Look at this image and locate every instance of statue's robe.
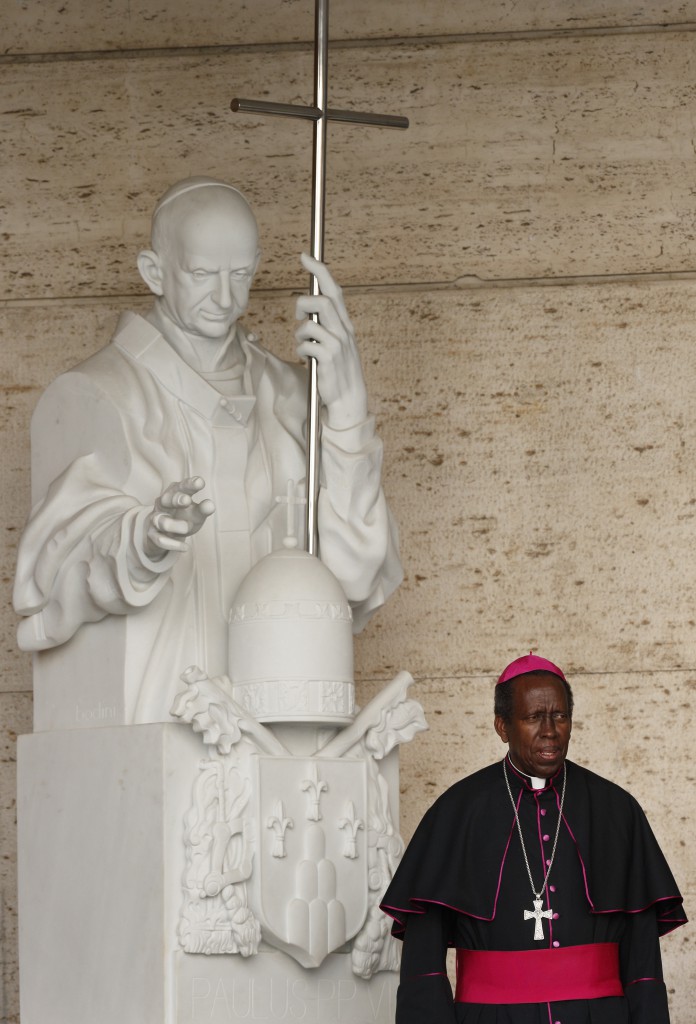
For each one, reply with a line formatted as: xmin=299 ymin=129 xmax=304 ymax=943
xmin=14 ymin=312 xmax=402 ymax=722
xmin=380 ymin=758 xmax=686 ymax=1024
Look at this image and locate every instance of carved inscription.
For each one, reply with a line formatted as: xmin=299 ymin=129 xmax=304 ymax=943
xmin=181 ymin=967 xmax=398 ymax=1024
xmin=75 ymin=702 xmax=116 ymax=723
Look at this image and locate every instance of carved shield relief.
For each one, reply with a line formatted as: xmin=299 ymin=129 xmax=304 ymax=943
xmin=251 ymin=755 xmax=369 ymax=968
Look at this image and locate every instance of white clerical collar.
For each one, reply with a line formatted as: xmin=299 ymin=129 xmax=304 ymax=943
xmin=508 ymin=756 xmax=546 ymax=790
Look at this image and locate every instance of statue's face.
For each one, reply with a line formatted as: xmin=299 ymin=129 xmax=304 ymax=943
xmin=158 ymin=202 xmax=260 ymax=342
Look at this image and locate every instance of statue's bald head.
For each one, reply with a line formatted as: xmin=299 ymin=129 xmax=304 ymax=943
xmin=150 ymin=176 xmax=259 ymax=258
xmin=138 ymin=177 xmax=261 ymax=343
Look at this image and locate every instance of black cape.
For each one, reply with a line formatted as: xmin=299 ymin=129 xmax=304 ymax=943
xmin=381 ymin=759 xmax=686 ymax=937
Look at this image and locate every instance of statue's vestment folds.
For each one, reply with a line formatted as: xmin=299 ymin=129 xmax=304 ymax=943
xmin=14 ymin=311 xmax=402 ymax=723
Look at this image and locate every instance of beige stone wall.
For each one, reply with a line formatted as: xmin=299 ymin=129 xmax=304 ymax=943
xmin=2 ymin=2 xmax=695 ymax=1019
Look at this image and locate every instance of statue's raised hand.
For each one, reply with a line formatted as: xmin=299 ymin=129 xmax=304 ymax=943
xmin=295 ymin=253 xmax=369 ymax=430
xmin=143 ymin=476 xmax=215 ymax=558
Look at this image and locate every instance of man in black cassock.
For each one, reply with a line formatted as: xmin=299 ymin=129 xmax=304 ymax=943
xmin=380 ymin=653 xmax=686 ymax=1023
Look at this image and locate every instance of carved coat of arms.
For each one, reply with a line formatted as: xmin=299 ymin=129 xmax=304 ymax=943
xmin=171 ymin=666 xmax=425 ymax=978
xmin=253 ymin=755 xmax=368 ymax=966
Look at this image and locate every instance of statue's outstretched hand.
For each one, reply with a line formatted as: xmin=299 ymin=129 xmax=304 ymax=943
xmin=295 ymin=253 xmax=369 ymax=430
xmin=143 ymin=476 xmax=215 ymax=559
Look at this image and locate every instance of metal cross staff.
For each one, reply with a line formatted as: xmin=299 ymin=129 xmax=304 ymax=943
xmin=231 ymin=0 xmax=408 ymax=556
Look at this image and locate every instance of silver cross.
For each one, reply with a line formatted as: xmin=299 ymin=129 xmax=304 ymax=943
xmin=231 ymin=0 xmax=408 ymax=556
xmin=524 ymin=898 xmax=553 ymax=941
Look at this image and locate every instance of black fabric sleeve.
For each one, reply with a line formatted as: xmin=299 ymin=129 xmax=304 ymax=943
xmin=396 ymin=905 xmax=457 ymax=1024
xmin=619 ymin=907 xmax=671 ymax=1023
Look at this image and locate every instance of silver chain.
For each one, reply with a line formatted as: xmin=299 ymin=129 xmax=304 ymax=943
xmin=502 ymin=757 xmax=567 ymax=900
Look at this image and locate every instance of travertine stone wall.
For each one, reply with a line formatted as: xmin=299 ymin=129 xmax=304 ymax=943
xmin=2 ymin=2 xmax=694 ymax=1020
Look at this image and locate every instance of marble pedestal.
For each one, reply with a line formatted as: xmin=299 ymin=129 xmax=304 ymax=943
xmin=17 ymin=724 xmax=398 ymax=1024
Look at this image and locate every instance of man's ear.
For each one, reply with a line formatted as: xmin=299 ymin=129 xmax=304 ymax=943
xmin=494 ymin=716 xmax=509 ymax=744
xmin=137 ymin=249 xmax=164 ymax=296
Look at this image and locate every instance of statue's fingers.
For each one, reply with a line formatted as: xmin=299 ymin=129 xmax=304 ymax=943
xmin=300 ymin=252 xmax=339 ymax=295
xmin=146 ymin=518 xmax=188 ymax=554
xmin=299 ymin=253 xmax=354 ymax=332
xmin=296 ymin=339 xmax=337 ymax=368
xmin=180 ymin=475 xmax=205 ymax=494
xmin=296 ymin=318 xmax=332 ymax=346
xmin=197 ymin=499 xmax=216 ymax=518
xmin=168 ymin=491 xmax=192 ymax=510
xmin=296 ymin=293 xmax=353 ymax=340
xmin=156 ymin=513 xmax=190 ymax=537
xmin=153 ymin=533 xmax=189 ymax=553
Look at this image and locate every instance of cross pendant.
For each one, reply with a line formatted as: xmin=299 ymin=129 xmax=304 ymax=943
xmin=524 ymin=898 xmax=553 ymax=941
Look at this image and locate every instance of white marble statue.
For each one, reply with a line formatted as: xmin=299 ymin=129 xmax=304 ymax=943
xmin=13 ymin=177 xmax=402 ymax=725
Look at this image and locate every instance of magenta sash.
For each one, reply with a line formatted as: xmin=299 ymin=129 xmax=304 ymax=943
xmin=455 ymin=943 xmax=623 ymax=1004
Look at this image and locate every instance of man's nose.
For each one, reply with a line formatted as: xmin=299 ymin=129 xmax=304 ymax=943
xmin=212 ymin=272 xmax=233 ymax=308
xmin=540 ymin=714 xmax=558 ymax=735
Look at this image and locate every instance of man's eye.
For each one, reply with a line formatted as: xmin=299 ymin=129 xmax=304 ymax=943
xmin=191 ymin=270 xmax=208 ymax=280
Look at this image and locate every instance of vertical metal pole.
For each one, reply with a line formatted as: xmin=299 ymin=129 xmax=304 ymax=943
xmin=304 ymin=0 xmax=329 ymax=557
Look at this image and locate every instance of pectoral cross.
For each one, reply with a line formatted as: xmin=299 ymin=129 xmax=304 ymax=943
xmin=524 ymin=898 xmax=553 ymax=941
xmin=231 ymin=0 xmax=408 ymax=556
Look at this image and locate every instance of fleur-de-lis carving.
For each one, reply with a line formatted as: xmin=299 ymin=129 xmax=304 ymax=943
xmin=300 ymin=761 xmax=328 ymax=821
xmin=338 ymin=800 xmax=365 ymax=859
xmin=266 ymin=800 xmax=294 ymax=858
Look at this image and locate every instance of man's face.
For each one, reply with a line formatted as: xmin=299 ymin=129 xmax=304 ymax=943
xmin=494 ymin=673 xmax=571 ymax=778
xmin=157 ymin=204 xmax=259 ymax=342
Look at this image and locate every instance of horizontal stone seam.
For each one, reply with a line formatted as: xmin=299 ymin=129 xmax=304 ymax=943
xmin=3 ymin=21 xmax=696 ymax=66
xmin=6 ymin=269 xmax=696 ymax=311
